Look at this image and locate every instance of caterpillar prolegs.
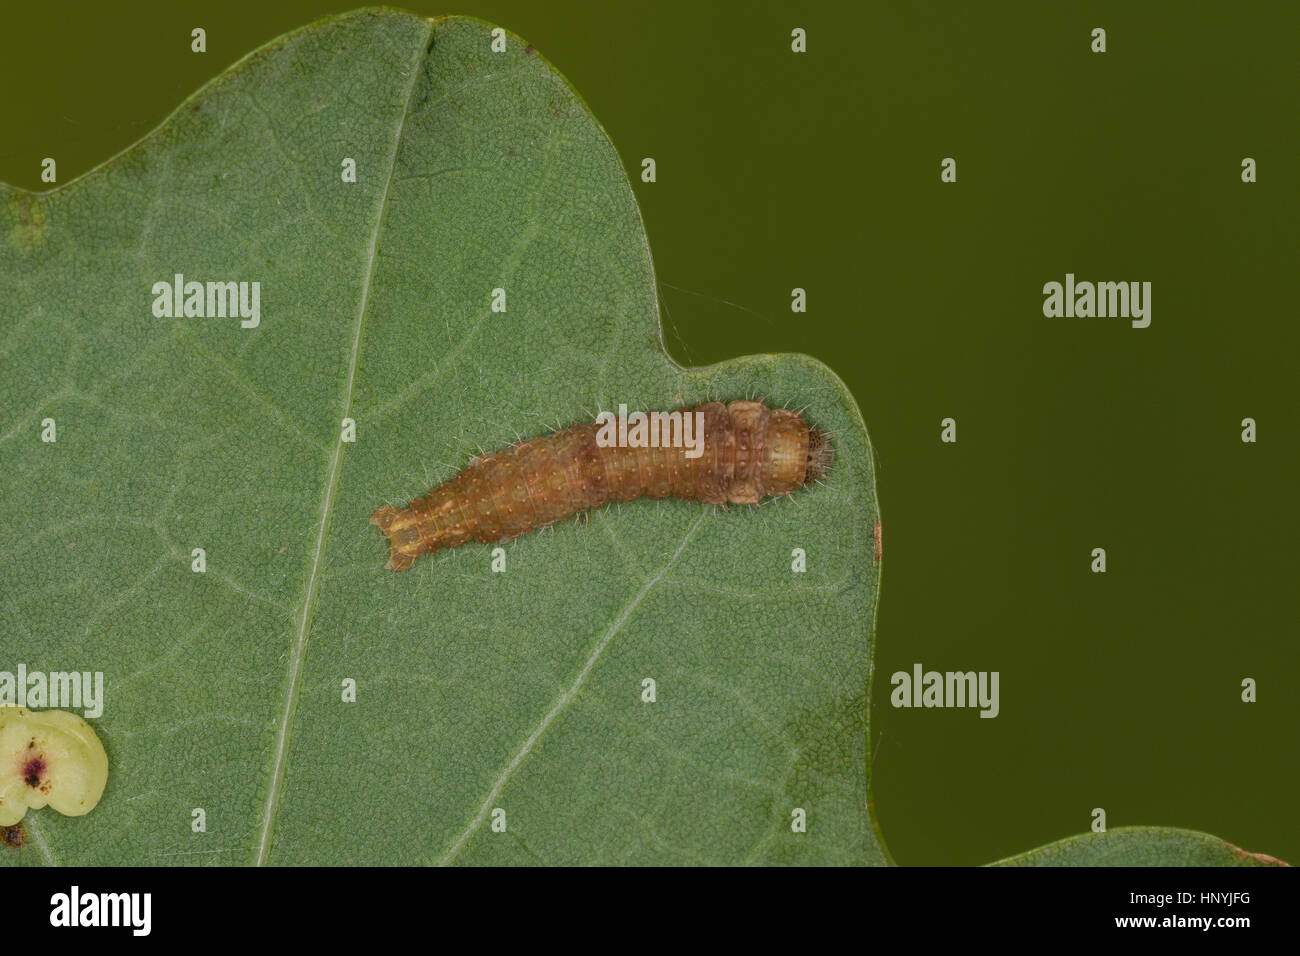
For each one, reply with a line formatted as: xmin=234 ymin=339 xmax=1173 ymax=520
xmin=371 ymin=400 xmax=833 ymax=571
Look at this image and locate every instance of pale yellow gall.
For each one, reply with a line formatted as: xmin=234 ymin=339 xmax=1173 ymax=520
xmin=0 ymin=706 xmax=109 ymax=827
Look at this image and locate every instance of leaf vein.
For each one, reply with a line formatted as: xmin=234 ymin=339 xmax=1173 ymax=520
xmin=438 ymin=510 xmax=709 ymax=865
xmin=251 ymin=23 xmax=433 ymax=866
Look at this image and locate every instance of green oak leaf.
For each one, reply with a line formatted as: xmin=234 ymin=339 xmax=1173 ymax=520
xmin=0 ymin=9 xmax=879 ymax=866
xmin=991 ymin=827 xmax=1288 ymax=867
xmin=0 ymin=9 xmax=1281 ymax=867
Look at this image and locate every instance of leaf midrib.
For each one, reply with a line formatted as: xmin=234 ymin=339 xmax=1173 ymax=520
xmin=252 ymin=19 xmax=433 ymax=866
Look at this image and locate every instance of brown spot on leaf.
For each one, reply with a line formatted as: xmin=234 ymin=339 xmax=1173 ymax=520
xmin=524 ymin=44 xmax=535 ymax=54
xmin=0 ymin=824 xmax=25 ymax=850
xmin=1228 ymin=843 xmax=1291 ymax=866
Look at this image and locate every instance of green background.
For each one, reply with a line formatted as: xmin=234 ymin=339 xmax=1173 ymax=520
xmin=2 ymin=1 xmax=1294 ymax=865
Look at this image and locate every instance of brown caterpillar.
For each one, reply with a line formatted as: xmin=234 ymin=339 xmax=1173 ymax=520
xmin=371 ymin=400 xmax=833 ymax=571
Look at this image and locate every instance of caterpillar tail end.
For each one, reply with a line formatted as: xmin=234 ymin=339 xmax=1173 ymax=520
xmin=370 ymin=505 xmax=416 ymax=572
xmin=805 ymin=429 xmax=834 ymax=484
xmin=385 ymin=551 xmax=416 ymax=572
xmin=370 ymin=505 xmax=399 ymax=530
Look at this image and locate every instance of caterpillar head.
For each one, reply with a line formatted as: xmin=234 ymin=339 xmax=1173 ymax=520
xmin=805 ymin=429 xmax=833 ymax=484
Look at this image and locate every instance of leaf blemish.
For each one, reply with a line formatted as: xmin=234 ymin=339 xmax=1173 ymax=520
xmin=7 ymin=194 xmax=47 ymax=249
xmin=0 ymin=824 xmax=25 ymax=850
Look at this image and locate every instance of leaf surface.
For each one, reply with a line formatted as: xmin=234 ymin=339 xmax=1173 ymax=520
xmin=1 ymin=10 xmax=881 ymax=865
